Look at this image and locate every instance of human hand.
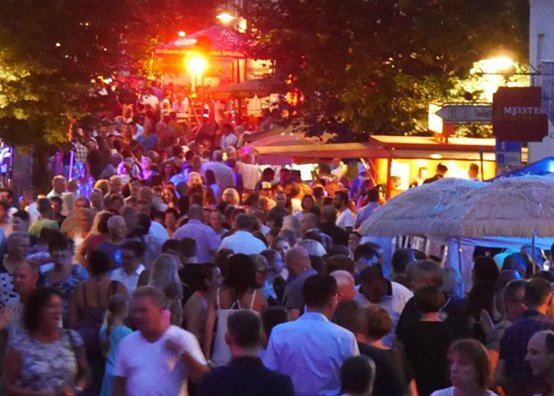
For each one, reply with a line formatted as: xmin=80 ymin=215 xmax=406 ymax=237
xmin=0 ymin=307 xmax=14 ymax=329
xmin=165 ymin=338 xmax=183 ymax=355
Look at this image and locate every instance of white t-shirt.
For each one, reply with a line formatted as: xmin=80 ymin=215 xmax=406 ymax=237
xmin=149 ymin=221 xmax=169 ymax=243
xmin=220 ymin=230 xmax=267 ymax=255
xmin=431 ymin=387 xmax=498 ymax=396
xmin=336 ymin=208 xmax=355 ymax=230
xmin=114 ymin=325 xmax=206 ymax=396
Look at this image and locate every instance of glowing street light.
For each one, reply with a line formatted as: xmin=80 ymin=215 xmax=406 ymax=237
xmin=216 ymin=12 xmax=235 ymax=24
xmin=178 ymin=31 xmax=186 ymax=38
xmin=185 ymin=53 xmax=208 ymax=92
xmin=480 ymin=56 xmax=515 ymax=74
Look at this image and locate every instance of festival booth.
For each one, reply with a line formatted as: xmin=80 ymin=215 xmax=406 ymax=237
xmin=360 ymin=175 xmax=554 ymax=290
xmin=242 ymin=134 xmax=497 ymax=197
xmin=154 ymin=25 xmax=276 ymax=122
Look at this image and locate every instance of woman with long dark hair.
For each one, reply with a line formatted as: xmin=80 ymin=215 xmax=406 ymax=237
xmin=203 ymin=254 xmax=267 ymax=366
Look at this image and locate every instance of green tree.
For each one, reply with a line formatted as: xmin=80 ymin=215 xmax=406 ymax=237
xmin=247 ymin=0 xmax=528 ymax=139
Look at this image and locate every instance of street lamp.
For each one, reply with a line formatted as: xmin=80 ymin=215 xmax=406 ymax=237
xmin=186 ymin=53 xmax=207 ymax=93
xmin=480 ymin=57 xmax=515 ymax=74
xmin=216 ymin=12 xmax=235 ymax=24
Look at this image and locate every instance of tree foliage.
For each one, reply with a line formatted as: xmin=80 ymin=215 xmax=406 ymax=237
xmin=0 ymin=0 xmax=221 ymax=148
xmin=247 ymin=0 xmax=529 ymax=139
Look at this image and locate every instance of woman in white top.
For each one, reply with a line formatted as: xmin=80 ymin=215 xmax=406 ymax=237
xmin=431 ymin=338 xmax=498 ymax=396
xmin=203 ymin=254 xmax=266 ymax=366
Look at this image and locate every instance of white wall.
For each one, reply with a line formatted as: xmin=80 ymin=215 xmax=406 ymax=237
xmin=528 ymin=0 xmax=554 ymax=162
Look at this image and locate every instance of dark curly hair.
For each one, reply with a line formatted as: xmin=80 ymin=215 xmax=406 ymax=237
xmin=23 ymin=287 xmax=62 ymax=333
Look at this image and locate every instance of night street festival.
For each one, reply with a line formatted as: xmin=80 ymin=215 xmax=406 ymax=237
xmin=0 ymin=1 xmax=553 ymax=396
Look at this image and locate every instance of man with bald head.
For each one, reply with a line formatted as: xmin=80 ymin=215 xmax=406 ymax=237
xmin=330 ymin=270 xmax=356 ymax=303
xmin=174 ymin=205 xmax=220 ymax=263
xmin=283 ymin=246 xmax=317 ymax=319
xmin=300 ymin=213 xmax=333 ymax=251
xmin=526 ymin=330 xmax=554 ymax=395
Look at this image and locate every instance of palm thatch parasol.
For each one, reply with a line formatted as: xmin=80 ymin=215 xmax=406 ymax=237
xmin=430 ymin=175 xmax=554 ymax=238
xmin=359 ymin=178 xmax=484 ymax=237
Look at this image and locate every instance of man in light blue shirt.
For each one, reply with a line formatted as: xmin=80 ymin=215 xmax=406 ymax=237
xmin=173 ymin=205 xmax=220 ymax=263
xmin=263 ymin=274 xmax=359 ymax=396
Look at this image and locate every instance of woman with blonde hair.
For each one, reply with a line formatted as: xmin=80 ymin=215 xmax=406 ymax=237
xmin=148 ymin=253 xmax=183 ymax=326
xmin=221 ymin=188 xmax=240 ymax=206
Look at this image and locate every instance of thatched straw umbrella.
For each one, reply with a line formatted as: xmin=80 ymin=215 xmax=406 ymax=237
xmin=359 ymin=178 xmax=484 ymax=237
xmin=430 ymin=175 xmax=554 ymax=238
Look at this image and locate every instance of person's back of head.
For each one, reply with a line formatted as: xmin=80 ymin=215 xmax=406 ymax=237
xmin=226 ymin=310 xmax=262 ymax=351
xmin=327 ymin=256 xmax=356 ymax=275
xmin=187 ymin=204 xmax=205 ymax=222
xmin=414 ymin=286 xmax=445 ymax=313
xmin=341 ymin=356 xmax=376 ymax=396
xmin=331 ymin=300 xmax=360 ymax=333
xmin=436 ymin=163 xmax=448 ymax=175
xmin=473 ymin=256 xmax=500 ymax=284
xmin=235 ymin=213 xmax=254 ymax=231
xmin=37 ymin=197 xmax=51 ymax=216
xmin=406 ymin=259 xmax=443 ymax=290
xmin=362 ymin=306 xmax=393 ymax=342
xmin=321 ymin=204 xmax=337 ymax=223
xmin=366 ymin=188 xmax=380 ymax=203
xmin=262 ymin=306 xmax=288 ymax=342
xmin=392 ymin=248 xmax=416 ymax=275
xmin=524 ymin=277 xmax=553 ymax=311
xmin=302 ymin=274 xmax=337 ymax=312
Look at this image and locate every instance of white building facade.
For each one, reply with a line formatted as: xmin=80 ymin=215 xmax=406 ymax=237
xmin=528 ymin=0 xmax=554 ymax=162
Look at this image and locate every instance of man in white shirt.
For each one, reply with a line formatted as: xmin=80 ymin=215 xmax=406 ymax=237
xmin=111 ymin=241 xmax=145 ymax=295
xmin=46 ymin=175 xmax=67 ymax=199
xmin=22 ymin=187 xmax=39 ymax=224
xmin=219 ymin=214 xmax=266 ymax=255
xmin=354 ymin=265 xmax=413 ymax=348
xmin=334 ymin=191 xmax=355 ymax=232
xmin=114 ymin=287 xmax=208 ymax=396
xmin=263 ymin=274 xmax=359 ymax=396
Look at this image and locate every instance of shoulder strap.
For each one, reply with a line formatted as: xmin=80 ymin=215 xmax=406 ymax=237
xmin=215 ymin=287 xmax=221 ymax=309
xmin=249 ymin=289 xmax=257 ymax=310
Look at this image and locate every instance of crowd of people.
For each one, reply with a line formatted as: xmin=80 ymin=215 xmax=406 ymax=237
xmin=0 ymin=88 xmax=552 ymax=396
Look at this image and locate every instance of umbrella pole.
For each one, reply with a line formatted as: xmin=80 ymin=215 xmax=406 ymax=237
xmin=479 ymin=149 xmax=485 ymax=180
xmin=532 ymin=235 xmax=537 ymax=274
xmin=457 ymin=237 xmax=463 ymax=286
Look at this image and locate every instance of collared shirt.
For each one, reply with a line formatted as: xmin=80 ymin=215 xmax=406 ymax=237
xmin=336 ymin=208 xmax=355 ymax=230
xmin=499 ymin=310 xmax=554 ymax=395
xmin=354 ymin=202 xmax=380 ymax=229
xmin=354 ymin=281 xmax=413 ymax=347
xmin=263 ymin=312 xmax=359 ymax=396
xmin=173 ymin=220 xmax=220 ymax=263
xmin=220 ymin=231 xmax=267 ymax=255
xmin=111 ymin=264 xmax=146 ymax=295
xmin=283 ymin=268 xmax=318 ymax=311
